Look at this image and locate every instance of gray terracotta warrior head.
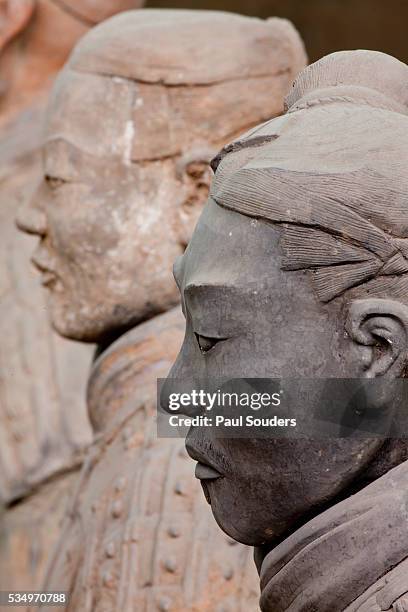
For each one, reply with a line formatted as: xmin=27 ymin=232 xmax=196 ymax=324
xmin=164 ymin=50 xmax=408 ymax=609
xmin=16 ymin=9 xmax=305 ymax=344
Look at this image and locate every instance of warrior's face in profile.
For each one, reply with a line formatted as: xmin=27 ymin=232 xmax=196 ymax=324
xmin=163 ymin=51 xmax=408 ymax=546
xmin=16 ymin=70 xmax=195 ymax=342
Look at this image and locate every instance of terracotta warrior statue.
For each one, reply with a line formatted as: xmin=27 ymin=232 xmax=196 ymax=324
xmin=0 ymin=0 xmax=143 ymax=595
xmin=163 ymin=50 xmax=408 ymax=611
xmin=0 ymin=0 xmax=145 ymax=506
xmin=14 ymin=9 xmax=306 ymax=608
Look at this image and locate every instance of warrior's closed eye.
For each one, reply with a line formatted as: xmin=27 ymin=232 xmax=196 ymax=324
xmin=45 ymin=175 xmax=66 ymax=190
xmin=195 ymin=333 xmax=225 ymax=354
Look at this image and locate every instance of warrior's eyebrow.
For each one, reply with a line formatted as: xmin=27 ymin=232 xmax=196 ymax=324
xmin=184 ymin=283 xmax=239 ymax=296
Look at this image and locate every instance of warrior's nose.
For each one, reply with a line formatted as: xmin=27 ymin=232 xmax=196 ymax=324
xmin=16 ymin=206 xmax=47 ymax=237
xmin=160 ymin=378 xmax=204 ymax=417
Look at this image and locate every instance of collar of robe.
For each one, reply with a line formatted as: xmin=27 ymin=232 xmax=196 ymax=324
xmin=259 ymin=459 xmax=408 ymax=612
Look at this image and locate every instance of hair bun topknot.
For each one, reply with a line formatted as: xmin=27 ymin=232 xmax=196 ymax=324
xmin=285 ymin=50 xmax=408 ymax=115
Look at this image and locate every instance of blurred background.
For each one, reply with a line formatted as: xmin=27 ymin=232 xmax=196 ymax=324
xmin=150 ymin=0 xmax=408 ymax=64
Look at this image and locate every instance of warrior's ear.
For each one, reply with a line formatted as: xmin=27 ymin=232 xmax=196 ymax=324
xmin=175 ymin=147 xmax=216 ymax=248
xmin=346 ymin=298 xmax=408 ymax=378
xmin=0 ymin=0 xmax=35 ymax=55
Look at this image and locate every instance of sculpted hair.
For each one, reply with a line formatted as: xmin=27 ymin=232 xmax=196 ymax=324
xmin=211 ymin=50 xmax=408 ymax=303
xmin=52 ymin=9 xmax=306 ymax=163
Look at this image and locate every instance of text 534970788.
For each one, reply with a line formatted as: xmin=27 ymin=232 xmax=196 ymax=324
xmin=0 ymin=592 xmax=68 ymax=607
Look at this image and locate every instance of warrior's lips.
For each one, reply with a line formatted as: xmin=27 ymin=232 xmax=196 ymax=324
xmin=186 ymin=440 xmax=224 ymax=478
xmin=186 ymin=441 xmax=223 ymax=504
xmin=195 ymin=463 xmax=222 ymax=505
xmin=195 ymin=462 xmax=222 ymax=480
xmin=31 ymin=255 xmax=59 ymax=287
xmin=39 ymin=270 xmax=58 ymax=287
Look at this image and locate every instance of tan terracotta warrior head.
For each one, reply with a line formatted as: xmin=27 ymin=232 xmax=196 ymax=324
xmin=0 ymin=0 xmax=144 ymax=123
xmin=17 ymin=9 xmax=306 ymax=343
